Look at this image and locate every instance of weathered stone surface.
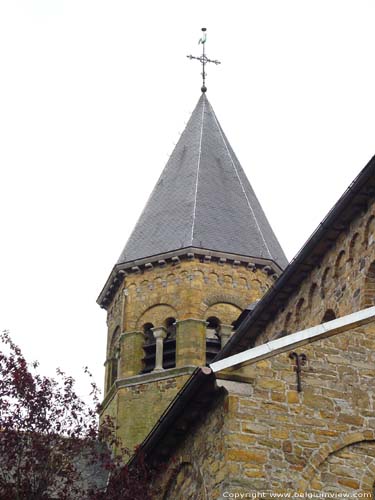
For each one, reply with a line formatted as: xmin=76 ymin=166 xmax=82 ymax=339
xmin=256 ymin=198 xmax=375 ymax=345
xmin=153 ymin=317 xmax=375 ymax=498
xmin=103 ymin=190 xmax=375 ymax=497
xmin=227 ymin=449 xmax=268 ymax=464
xmin=242 ymin=422 xmax=269 ymax=434
xmin=338 ymin=478 xmax=360 ymax=489
xmin=287 ymin=390 xmax=299 ymax=404
xmin=257 ymin=378 xmax=286 ymax=391
xmin=101 ymin=257 xmax=273 ymax=450
xmin=270 ymin=429 xmax=289 ymax=439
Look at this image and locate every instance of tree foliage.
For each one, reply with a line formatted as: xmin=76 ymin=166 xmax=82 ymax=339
xmin=0 ymin=331 xmax=157 ymax=500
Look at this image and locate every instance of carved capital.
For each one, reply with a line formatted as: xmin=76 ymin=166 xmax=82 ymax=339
xmin=151 ymin=326 xmax=168 ymax=340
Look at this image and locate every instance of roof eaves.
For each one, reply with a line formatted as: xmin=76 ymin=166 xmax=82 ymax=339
xmin=97 ymin=247 xmax=284 ymax=309
xmin=216 ymin=155 xmax=375 ymax=360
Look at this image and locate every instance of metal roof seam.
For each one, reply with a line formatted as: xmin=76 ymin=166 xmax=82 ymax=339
xmin=190 ymin=95 xmax=206 ymax=244
xmin=208 ymin=99 xmax=273 ymax=261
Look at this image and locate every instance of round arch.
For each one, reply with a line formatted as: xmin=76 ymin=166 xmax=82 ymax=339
xmin=362 ymin=261 xmax=375 ymax=308
xmin=203 ymin=292 xmax=247 ymax=310
xmin=204 ymin=302 xmax=242 ymax=327
xmin=136 ymin=303 xmax=178 ymax=330
xmin=300 ymin=430 xmax=375 ymax=491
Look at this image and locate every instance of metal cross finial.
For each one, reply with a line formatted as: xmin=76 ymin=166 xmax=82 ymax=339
xmin=187 ymin=28 xmax=221 ymax=93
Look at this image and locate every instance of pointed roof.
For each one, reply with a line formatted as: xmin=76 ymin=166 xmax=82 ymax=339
xmin=117 ymin=94 xmax=287 ymax=269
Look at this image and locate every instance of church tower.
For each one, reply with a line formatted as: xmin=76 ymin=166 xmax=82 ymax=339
xmin=97 ymin=92 xmax=287 ymax=451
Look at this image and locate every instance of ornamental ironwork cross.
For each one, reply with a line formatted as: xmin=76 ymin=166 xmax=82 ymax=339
xmin=187 ymin=28 xmax=221 ymax=93
xmin=289 ymin=352 xmax=307 ymax=392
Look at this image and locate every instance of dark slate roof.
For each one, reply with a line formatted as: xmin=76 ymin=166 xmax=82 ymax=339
xmin=117 ymin=93 xmax=288 ymax=268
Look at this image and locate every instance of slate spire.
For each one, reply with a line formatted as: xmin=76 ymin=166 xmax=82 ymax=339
xmin=118 ymin=94 xmax=288 ymax=269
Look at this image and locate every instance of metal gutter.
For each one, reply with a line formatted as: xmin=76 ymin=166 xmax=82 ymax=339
xmin=211 ymin=306 xmax=375 ymax=372
xmin=128 ymin=307 xmax=375 ymax=469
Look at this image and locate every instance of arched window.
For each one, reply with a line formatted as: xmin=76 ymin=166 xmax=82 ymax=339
xmin=322 ymin=309 xmax=336 ymax=322
xmin=363 ymin=261 xmax=375 ymax=308
xmin=109 ymin=356 xmax=118 ymax=389
xmin=282 ymin=312 xmax=292 ymax=336
xmin=143 ymin=322 xmax=154 ymax=344
xmin=308 ymin=283 xmax=318 ymax=311
xmin=364 ymin=215 xmax=375 ymax=248
xmin=206 ymin=316 xmax=220 ymax=337
xmin=335 ymin=250 xmax=346 ymax=278
xmin=107 ymin=326 xmax=120 ymax=392
xmin=349 ymin=232 xmax=360 ymax=261
xmin=142 ymin=319 xmax=178 ymax=373
xmin=321 ymin=267 xmax=331 ymax=299
xmin=295 ymin=298 xmax=305 ymax=328
xmin=206 ymin=317 xmax=221 ymax=364
xmin=163 ymin=317 xmax=176 ymax=369
xmin=165 ymin=317 xmax=176 ymax=338
xmin=142 ymin=323 xmax=156 ymax=374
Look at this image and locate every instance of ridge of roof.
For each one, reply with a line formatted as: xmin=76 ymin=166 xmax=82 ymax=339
xmin=190 ymin=94 xmax=206 ymax=245
xmin=207 ymin=98 xmax=274 ymax=260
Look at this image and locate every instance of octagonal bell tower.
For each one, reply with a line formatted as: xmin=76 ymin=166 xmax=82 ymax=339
xmin=97 ymin=93 xmax=287 ymax=452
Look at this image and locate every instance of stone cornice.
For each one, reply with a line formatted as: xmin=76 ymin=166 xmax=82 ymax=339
xmin=97 ymin=247 xmax=282 ymax=310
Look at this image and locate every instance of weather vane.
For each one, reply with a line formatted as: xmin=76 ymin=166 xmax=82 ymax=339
xmin=187 ymin=28 xmax=221 ymax=93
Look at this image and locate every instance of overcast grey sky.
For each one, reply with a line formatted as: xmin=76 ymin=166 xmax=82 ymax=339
xmin=1 ymin=0 xmax=374 ymax=396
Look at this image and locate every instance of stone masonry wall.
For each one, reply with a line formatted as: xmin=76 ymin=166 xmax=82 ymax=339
xmin=222 ymin=320 xmax=375 ymax=495
xmin=105 ymin=258 xmax=275 ymax=384
xmin=109 ymin=258 xmax=273 ymax=333
xmin=154 ymin=393 xmax=228 ymax=500
xmin=101 ymin=256 xmax=276 ymax=453
xmin=115 ymin=373 xmax=191 ymax=453
xmin=256 ymin=199 xmax=375 ymax=345
xmin=152 ymin=320 xmax=375 ymax=498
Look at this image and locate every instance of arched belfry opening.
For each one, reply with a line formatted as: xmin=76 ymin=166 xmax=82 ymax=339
xmin=106 ymin=326 xmax=120 ymax=392
xmin=142 ymin=318 xmax=177 ymax=374
xmin=142 ymin=323 xmax=156 ymax=374
xmin=163 ymin=317 xmax=176 ymax=369
xmin=97 ymin=89 xmax=288 ymax=452
xmin=206 ymin=316 xmax=221 ymax=364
